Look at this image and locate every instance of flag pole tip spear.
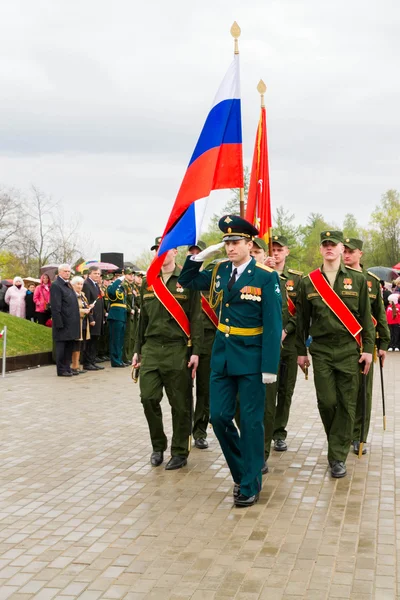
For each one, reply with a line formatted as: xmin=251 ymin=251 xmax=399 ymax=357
xmin=230 ymin=22 xmax=241 ymax=54
xmin=257 ymin=79 xmax=267 ymax=107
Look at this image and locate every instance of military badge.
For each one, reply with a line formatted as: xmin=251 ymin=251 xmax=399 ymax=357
xmin=240 ymin=286 xmax=262 ymax=301
xmin=343 ymin=278 xmax=352 ymax=290
xmin=176 ymin=283 xmax=184 ymax=293
xmin=286 ymin=280 xmax=294 ymax=291
xmin=147 ymin=285 xmax=154 ymax=292
xmin=367 ymin=280 xmax=372 ymax=289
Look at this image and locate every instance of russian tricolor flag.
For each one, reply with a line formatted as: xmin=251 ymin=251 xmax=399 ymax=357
xmin=147 ymin=55 xmax=243 ymax=284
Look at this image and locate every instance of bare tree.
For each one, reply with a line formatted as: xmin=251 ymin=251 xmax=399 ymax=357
xmin=50 ymin=207 xmax=84 ymax=265
xmin=0 ymin=187 xmax=22 ymax=250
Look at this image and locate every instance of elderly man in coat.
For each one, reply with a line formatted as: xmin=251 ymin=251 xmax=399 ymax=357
xmin=50 ymin=264 xmax=80 ymax=377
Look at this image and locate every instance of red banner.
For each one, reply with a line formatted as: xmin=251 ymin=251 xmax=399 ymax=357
xmin=309 ymin=269 xmax=362 ymax=346
xmin=287 ymin=296 xmax=296 ymax=317
xmin=245 ymin=106 xmax=272 ymax=244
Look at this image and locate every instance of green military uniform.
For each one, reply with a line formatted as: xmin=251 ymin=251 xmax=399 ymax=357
xmin=194 ymin=288 xmax=216 ymax=442
xmin=342 ymin=238 xmax=390 ymax=445
xmin=273 ymin=260 xmax=303 ymax=444
xmin=296 ymin=231 xmax=375 ymax=466
xmin=122 ymin=270 xmax=136 ymax=363
xmin=131 ymin=279 xmax=141 ymax=352
xmin=179 ymin=216 xmax=282 ymax=500
xmin=135 ymin=266 xmax=202 ymax=459
xmin=107 ymin=275 xmax=127 ymax=367
xmin=97 ymin=275 xmax=112 ymax=359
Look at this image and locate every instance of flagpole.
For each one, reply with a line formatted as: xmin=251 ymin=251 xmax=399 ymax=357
xmin=257 ymin=79 xmax=272 ymax=255
xmin=231 ymin=21 xmax=244 ymax=218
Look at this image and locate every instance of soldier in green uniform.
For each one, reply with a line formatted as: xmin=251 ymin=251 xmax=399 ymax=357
xmin=132 ymin=248 xmax=202 ymax=471
xmin=187 ymin=240 xmax=214 ymax=449
xmin=266 ymin=235 xmax=303 ymax=452
xmin=342 ymin=237 xmax=390 ymax=454
xmin=107 ymin=271 xmax=128 ymax=368
xmin=179 ymin=216 xmax=282 ymax=507
xmin=296 ymin=231 xmax=375 ymax=478
xmin=97 ymin=274 xmax=112 ymax=360
xmin=151 ymin=236 xmax=162 ymax=255
xmin=130 ymin=272 xmax=142 ymax=353
xmin=122 ymin=268 xmax=136 ymax=365
xmin=246 ymin=237 xmax=288 ymax=473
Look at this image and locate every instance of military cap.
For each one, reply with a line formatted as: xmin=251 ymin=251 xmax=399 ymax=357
xmin=343 ymin=237 xmax=363 ymax=251
xmin=124 ymin=267 xmax=134 ymax=275
xmin=252 ymin=237 xmax=268 ymax=252
xmin=188 ymin=240 xmax=206 ymax=252
xmin=150 ymin=236 xmax=162 ymax=251
xmin=103 ymin=273 xmax=114 ymax=281
xmin=113 ymin=267 xmax=124 ymax=275
xmin=320 ymin=230 xmax=344 ymax=244
xmin=219 ymin=215 xmax=258 ymax=241
xmin=82 ymin=269 xmax=89 ymax=275
xmin=272 ymin=234 xmax=288 ymax=247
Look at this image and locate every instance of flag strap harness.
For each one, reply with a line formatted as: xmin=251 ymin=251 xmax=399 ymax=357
xmin=152 ymin=276 xmax=192 ymax=345
xmin=287 ymin=296 xmax=296 ymax=317
xmin=308 ymin=268 xmax=362 ymax=346
xmin=201 ymin=294 xmax=218 ymax=327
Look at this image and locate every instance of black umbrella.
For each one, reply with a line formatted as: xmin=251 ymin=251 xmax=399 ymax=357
xmin=368 ymin=266 xmax=400 ymax=282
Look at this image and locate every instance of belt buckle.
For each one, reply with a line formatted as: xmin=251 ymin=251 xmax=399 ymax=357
xmin=225 ymin=324 xmax=230 ymax=334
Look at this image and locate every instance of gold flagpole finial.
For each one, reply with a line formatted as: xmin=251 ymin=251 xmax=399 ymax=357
xmin=230 ymin=21 xmax=241 ymax=54
xmin=257 ymin=79 xmax=267 ymax=108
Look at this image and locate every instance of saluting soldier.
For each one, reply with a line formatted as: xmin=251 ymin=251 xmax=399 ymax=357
xmin=343 ymin=237 xmax=390 ymax=454
xmin=187 ymin=240 xmax=216 ymax=450
xmin=296 ymin=231 xmax=375 ymax=478
xmin=107 ymin=270 xmax=128 ymax=368
xmin=266 ymin=235 xmax=303 ymax=452
xmin=122 ymin=268 xmax=136 ymax=365
xmin=179 ymin=216 xmax=282 ymax=507
xmin=151 ymin=236 xmax=162 ymax=255
xmin=132 ymin=247 xmax=202 ymax=470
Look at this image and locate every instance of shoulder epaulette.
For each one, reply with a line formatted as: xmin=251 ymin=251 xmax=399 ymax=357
xmin=288 ymin=268 xmax=303 ymax=276
xmin=346 ymin=266 xmax=364 ymax=274
xmin=256 ymin=262 xmax=274 ymax=273
xmin=367 ymin=270 xmax=380 ymax=282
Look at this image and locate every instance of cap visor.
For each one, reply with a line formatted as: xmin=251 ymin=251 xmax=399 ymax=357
xmin=222 ymin=235 xmax=249 ymax=242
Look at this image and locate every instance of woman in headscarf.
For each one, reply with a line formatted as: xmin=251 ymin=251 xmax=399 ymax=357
xmin=33 ymin=273 xmax=52 ymax=325
xmin=4 ymin=277 xmax=27 ymax=318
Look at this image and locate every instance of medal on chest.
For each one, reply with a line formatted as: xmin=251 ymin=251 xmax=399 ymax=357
xmin=343 ymin=278 xmax=352 ymax=290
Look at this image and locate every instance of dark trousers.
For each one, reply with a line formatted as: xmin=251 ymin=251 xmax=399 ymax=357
xmin=55 ymin=340 xmax=74 ymax=375
xmin=83 ymin=335 xmax=99 ymax=367
xmin=109 ymin=319 xmax=126 ymax=366
xmin=210 ymin=370 xmax=265 ymax=498
xmin=389 ymin=324 xmax=400 ymax=349
xmin=37 ymin=311 xmax=51 ymax=326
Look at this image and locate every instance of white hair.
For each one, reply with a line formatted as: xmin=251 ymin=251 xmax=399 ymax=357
xmin=58 ymin=263 xmax=71 ymax=271
xmin=71 ymin=276 xmax=84 ymax=285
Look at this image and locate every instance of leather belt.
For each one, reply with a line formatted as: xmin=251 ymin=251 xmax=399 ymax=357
xmin=217 ymin=323 xmax=263 ymax=336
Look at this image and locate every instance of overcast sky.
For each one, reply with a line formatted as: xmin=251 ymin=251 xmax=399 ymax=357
xmin=0 ymin=1 xmax=399 ymax=261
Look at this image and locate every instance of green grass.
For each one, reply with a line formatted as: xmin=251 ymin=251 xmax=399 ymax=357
xmin=0 ymin=312 xmax=53 ymax=357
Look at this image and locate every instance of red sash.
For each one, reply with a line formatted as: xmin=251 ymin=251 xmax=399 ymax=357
xmin=201 ymin=294 xmax=218 ymax=327
xmin=287 ymin=296 xmax=296 ymax=317
xmin=152 ymin=276 xmax=191 ymax=339
xmin=309 ymin=269 xmax=362 ymax=346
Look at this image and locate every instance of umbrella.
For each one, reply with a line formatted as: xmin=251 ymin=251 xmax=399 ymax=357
xmin=393 ymin=262 xmax=400 ymax=270
xmin=1 ymin=279 xmax=13 ymax=287
xmin=76 ymin=261 xmax=119 ymax=272
xmin=368 ymin=266 xmax=400 ymax=282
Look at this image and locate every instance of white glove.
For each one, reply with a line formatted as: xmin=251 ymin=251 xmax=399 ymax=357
xmin=262 ymin=373 xmax=277 ymax=384
xmin=191 ymin=242 xmax=225 ymax=262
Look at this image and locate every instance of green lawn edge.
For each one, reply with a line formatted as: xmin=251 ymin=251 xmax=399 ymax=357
xmin=0 ymin=313 xmax=53 ymax=357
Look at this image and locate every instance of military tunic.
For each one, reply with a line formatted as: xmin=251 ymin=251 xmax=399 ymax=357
xmin=107 ymin=278 xmax=127 ymax=367
xmin=135 ymin=266 xmax=202 ymax=458
xmin=272 ymin=267 xmax=303 ymax=442
xmin=296 ymin=264 xmax=375 ymax=462
xmin=352 ymin=268 xmax=390 ymax=442
xmin=122 ymin=281 xmax=135 ymax=363
xmin=179 ymin=256 xmax=282 ymax=497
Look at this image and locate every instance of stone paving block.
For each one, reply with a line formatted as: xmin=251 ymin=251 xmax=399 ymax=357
xmin=0 ymin=357 xmax=399 ymax=599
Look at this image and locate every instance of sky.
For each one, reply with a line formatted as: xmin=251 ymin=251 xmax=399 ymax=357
xmin=0 ymin=0 xmax=399 ymax=261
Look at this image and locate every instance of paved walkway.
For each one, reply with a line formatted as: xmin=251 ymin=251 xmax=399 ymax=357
xmin=1 ymin=355 xmax=399 ymax=600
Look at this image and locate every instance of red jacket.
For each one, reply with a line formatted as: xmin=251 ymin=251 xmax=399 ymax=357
xmin=386 ymin=303 xmax=400 ymax=325
xmin=33 ymin=275 xmax=51 ymax=313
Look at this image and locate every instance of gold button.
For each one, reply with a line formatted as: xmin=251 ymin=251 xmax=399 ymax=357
xmin=225 ymin=303 xmax=229 ymax=307
xmin=225 ymin=318 xmax=229 ymax=323
xmin=225 ymin=333 xmax=229 ymax=338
